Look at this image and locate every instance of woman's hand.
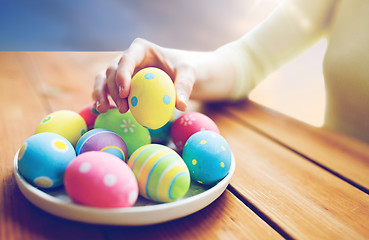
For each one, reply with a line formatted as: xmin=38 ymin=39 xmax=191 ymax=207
xmin=92 ymin=38 xmax=198 ymax=113
xmin=92 ymin=38 xmax=237 ymax=114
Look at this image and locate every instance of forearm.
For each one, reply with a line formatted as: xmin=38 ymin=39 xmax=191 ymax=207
xmin=161 ymin=48 xmax=237 ymax=101
xmin=219 ymin=0 xmax=338 ymax=99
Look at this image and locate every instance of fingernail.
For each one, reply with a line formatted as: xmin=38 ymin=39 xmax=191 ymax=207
xmin=119 ymin=85 xmax=124 ymax=98
xmin=95 ymin=100 xmax=101 ymax=111
xmin=179 ymin=93 xmax=187 ymax=105
xmin=116 ymin=99 xmax=122 ymax=111
xmin=177 ymin=93 xmax=188 ymax=111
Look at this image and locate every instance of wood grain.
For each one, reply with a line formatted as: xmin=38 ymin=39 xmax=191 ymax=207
xmin=0 ymin=52 xmax=106 ymax=240
xmin=103 ymin=191 xmax=283 ymax=240
xmin=0 ymin=52 xmax=284 ymax=239
xmin=222 ymin=101 xmax=369 ymax=192
xmin=205 ymin=105 xmax=369 ymax=239
xmin=15 ymin=52 xmax=119 ymax=112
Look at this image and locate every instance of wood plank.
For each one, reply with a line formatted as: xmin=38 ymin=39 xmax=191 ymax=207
xmin=0 ymin=52 xmax=105 ymax=240
xmin=6 ymin=52 xmax=283 ymax=239
xmin=204 ymin=106 xmax=369 ymax=239
xmin=103 ymin=191 xmax=283 ymax=240
xmin=17 ymin=52 xmax=119 ymax=113
xmin=0 ymin=53 xmax=47 ymax=162
xmin=222 ymin=101 xmax=369 ymax=192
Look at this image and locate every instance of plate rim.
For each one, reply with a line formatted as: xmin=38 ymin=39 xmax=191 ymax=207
xmin=13 ymin=150 xmax=235 ymax=225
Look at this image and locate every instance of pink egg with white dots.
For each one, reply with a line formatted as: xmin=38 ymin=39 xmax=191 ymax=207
xmin=171 ymin=112 xmax=220 ymax=152
xmin=64 ymin=151 xmax=138 ymax=208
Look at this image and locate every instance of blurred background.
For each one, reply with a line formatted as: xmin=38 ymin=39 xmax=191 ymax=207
xmin=0 ymin=0 xmax=278 ymax=51
xmin=0 ymin=0 xmax=326 ymax=126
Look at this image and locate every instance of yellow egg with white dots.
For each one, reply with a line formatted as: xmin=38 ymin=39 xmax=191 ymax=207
xmin=34 ymin=110 xmax=87 ymax=147
xmin=128 ymin=67 xmax=175 ymax=130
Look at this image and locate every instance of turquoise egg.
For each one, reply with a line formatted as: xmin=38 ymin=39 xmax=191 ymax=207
xmin=17 ymin=132 xmax=76 ymax=188
xmin=182 ymin=131 xmax=231 ymax=185
xmin=149 ymin=109 xmax=180 ymax=145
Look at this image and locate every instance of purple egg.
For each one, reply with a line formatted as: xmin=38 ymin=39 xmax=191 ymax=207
xmin=76 ymin=128 xmax=128 ymax=161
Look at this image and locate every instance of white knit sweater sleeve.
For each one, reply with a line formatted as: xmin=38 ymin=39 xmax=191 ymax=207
xmin=217 ymin=0 xmax=337 ymax=99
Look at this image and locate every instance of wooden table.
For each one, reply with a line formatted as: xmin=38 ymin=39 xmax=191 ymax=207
xmin=1 ymin=52 xmax=369 ymax=239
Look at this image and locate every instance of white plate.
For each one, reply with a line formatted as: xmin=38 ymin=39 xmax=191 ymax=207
xmin=13 ymin=151 xmax=235 ymax=226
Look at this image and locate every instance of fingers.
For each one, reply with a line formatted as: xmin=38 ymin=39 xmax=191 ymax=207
xmin=174 ymin=65 xmax=196 ymax=111
xmin=115 ymin=38 xmax=150 ymax=99
xmin=92 ymin=71 xmax=110 ymax=113
xmin=106 ymin=58 xmax=129 ymax=113
xmin=93 ymin=39 xmax=154 ymax=114
xmin=93 ymin=38 xmax=197 ymax=114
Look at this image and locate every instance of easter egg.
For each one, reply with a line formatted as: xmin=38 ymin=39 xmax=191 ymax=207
xmin=94 ymin=109 xmax=151 ymax=156
xmin=148 ymin=110 xmax=179 ymax=145
xmin=78 ymin=102 xmax=116 ymax=130
xmin=182 ymin=131 xmax=231 ymax=185
xmin=128 ymin=67 xmax=175 ymax=130
xmin=35 ymin=110 xmax=87 ymax=147
xmin=17 ymin=132 xmax=76 ymax=189
xmin=128 ymin=144 xmax=190 ymax=202
xmin=76 ymin=128 xmax=128 ymax=161
xmin=171 ymin=112 xmax=220 ymax=152
xmin=64 ymin=151 xmax=138 ymax=208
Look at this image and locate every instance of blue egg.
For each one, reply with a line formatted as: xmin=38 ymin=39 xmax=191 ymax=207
xmin=148 ymin=120 xmax=173 ymax=145
xmin=148 ymin=109 xmax=180 ymax=145
xmin=17 ymin=132 xmax=76 ymax=188
xmin=182 ymin=131 xmax=231 ymax=185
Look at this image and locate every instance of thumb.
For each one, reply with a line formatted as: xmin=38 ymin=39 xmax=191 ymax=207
xmin=174 ymin=66 xmax=196 ymax=112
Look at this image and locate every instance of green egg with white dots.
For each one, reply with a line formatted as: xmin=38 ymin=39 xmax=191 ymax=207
xmin=182 ymin=131 xmax=231 ymax=185
xmin=94 ymin=109 xmax=151 ymax=157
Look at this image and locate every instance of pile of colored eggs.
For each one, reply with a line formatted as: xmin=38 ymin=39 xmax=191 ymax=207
xmin=17 ymin=67 xmax=232 ymax=209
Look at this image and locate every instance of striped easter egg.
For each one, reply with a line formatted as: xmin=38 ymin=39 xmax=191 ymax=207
xmin=127 ymin=144 xmax=190 ymax=202
xmin=75 ymin=128 xmax=128 ymax=161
